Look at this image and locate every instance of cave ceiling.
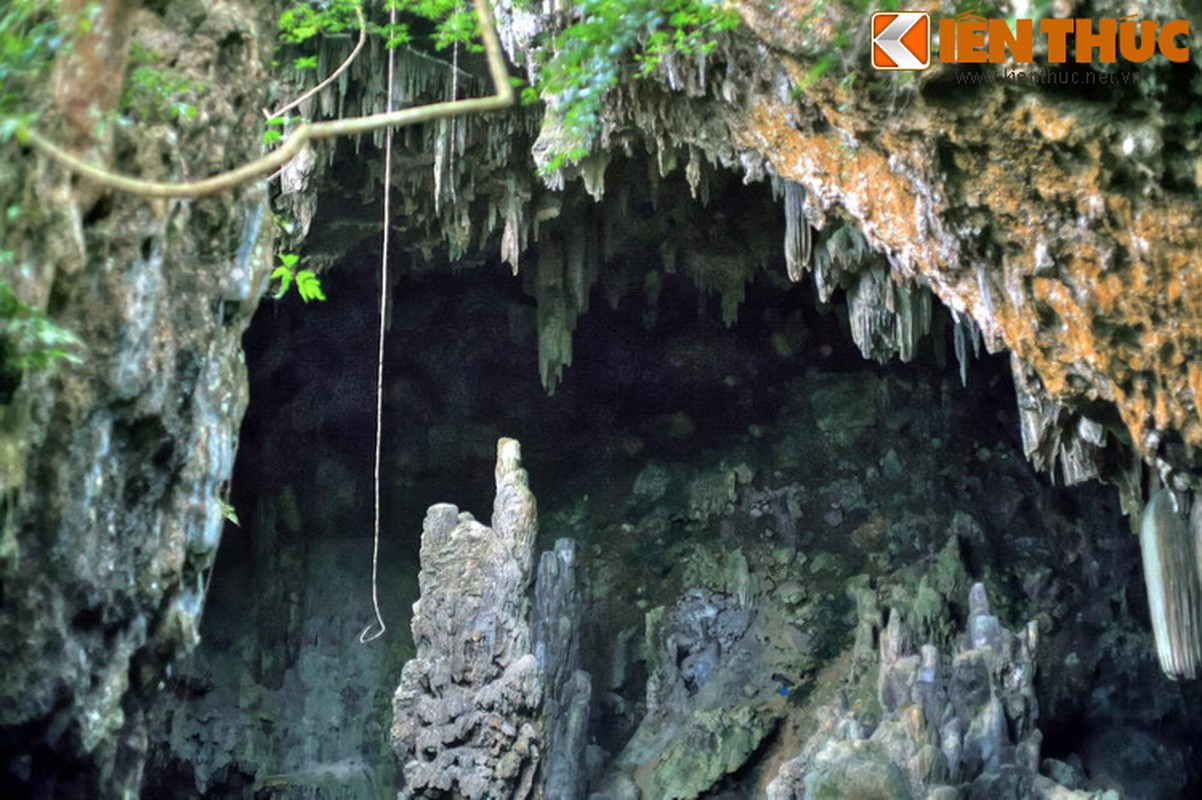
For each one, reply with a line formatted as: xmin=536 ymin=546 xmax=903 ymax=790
xmin=283 ymin=0 xmax=1202 ymax=519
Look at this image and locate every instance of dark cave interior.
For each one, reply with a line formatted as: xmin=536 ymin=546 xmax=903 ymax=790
xmin=161 ymin=154 xmax=1202 ymax=797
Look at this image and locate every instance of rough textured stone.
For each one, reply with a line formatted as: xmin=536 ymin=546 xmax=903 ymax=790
xmin=766 ymin=582 xmax=1048 ymax=799
xmin=651 ymin=704 xmax=777 ymax=799
xmin=532 ymin=538 xmax=592 ymax=800
xmin=392 ymin=439 xmax=596 ymax=799
xmin=0 ymin=2 xmax=275 ymax=793
xmin=486 ymin=0 xmax=1202 ymax=501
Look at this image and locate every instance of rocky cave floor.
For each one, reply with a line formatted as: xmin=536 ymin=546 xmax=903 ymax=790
xmin=144 ymin=258 xmax=1202 ymax=798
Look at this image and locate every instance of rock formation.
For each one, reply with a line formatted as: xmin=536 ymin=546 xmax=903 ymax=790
xmin=0 ymin=2 xmax=276 ymax=793
xmin=391 ymin=439 xmax=592 ymax=798
xmin=766 ymin=583 xmax=1071 ymax=800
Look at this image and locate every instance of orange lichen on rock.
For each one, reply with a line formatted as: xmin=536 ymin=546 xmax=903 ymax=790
xmin=729 ymin=46 xmax=1202 ymax=472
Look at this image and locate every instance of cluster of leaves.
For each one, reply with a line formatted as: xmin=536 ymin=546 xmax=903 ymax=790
xmin=0 ymin=0 xmax=67 ymax=136
xmin=278 ymin=0 xmax=365 ymax=45
xmin=262 ymin=114 xmax=302 ymax=146
xmin=121 ymin=44 xmax=206 ymax=125
xmin=273 ymin=0 xmax=737 ymax=170
xmin=0 ymin=263 xmax=83 ymax=375
xmin=531 ymin=0 xmax=738 ymax=169
xmin=263 ymin=0 xmax=741 ymax=296
xmin=276 ymin=0 xmax=477 ymax=60
xmin=271 ymin=253 xmax=326 ymax=303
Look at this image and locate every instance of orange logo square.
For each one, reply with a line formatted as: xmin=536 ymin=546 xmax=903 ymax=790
xmin=871 ymin=12 xmax=931 ymax=70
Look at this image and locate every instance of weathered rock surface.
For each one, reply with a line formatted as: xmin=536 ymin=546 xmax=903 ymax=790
xmin=766 ymin=582 xmax=1073 ymax=799
xmin=0 ymin=2 xmax=275 ymax=794
xmin=532 ymin=538 xmax=593 ymax=800
xmin=486 ymin=0 xmax=1202 ymax=499
xmin=392 ymin=439 xmax=592 ymax=799
xmin=6 ymin=0 xmax=1202 ymax=795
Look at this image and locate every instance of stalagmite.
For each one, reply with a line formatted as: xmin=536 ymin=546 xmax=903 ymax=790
xmin=783 ymin=181 xmax=810 ymax=282
xmin=1139 ymin=488 xmax=1202 ymax=679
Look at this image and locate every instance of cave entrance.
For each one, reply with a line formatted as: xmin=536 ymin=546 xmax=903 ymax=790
xmin=144 ymin=153 xmax=1199 ymax=798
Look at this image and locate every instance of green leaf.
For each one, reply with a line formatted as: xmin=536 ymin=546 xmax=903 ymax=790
xmin=293 ymin=55 xmax=318 ymax=70
xmin=296 ymin=270 xmax=326 ymax=303
xmin=271 ymin=265 xmax=293 ymax=297
xmin=219 ymin=499 xmax=240 ymax=526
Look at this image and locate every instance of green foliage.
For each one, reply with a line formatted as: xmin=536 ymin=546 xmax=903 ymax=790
xmin=271 ymin=253 xmax=327 ymax=303
xmin=0 ymin=254 xmax=83 ymax=373
xmin=275 ymin=0 xmax=474 ymax=58
xmin=262 ymin=115 xmax=302 ymax=146
xmin=535 ymin=0 xmax=738 ymax=170
xmin=0 ymin=0 xmax=63 ymax=124
xmin=121 ymin=59 xmax=204 ymax=125
xmin=278 ymin=0 xmax=364 ymax=45
xmin=272 ymin=0 xmax=738 ymax=170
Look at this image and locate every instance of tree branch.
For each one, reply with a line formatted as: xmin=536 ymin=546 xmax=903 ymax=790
xmin=18 ymin=0 xmax=514 ymax=200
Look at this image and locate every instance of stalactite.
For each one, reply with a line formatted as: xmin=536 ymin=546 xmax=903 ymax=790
xmin=952 ymin=312 xmax=981 ymax=387
xmin=529 ymin=219 xmax=597 ymax=392
xmin=843 ymin=262 xmax=931 ymax=363
xmin=1013 ymin=355 xmax=1065 ymax=478
xmin=814 ymin=223 xmax=868 ymax=303
xmin=1059 ymin=416 xmax=1105 ymax=485
xmin=891 ymin=277 xmax=931 ymax=363
xmin=580 ymin=152 xmax=610 ymax=202
xmin=683 ymin=253 xmax=751 ymax=327
xmin=532 ymin=239 xmax=569 ymax=391
xmin=686 ymin=147 xmax=702 ymax=200
xmin=657 ymin=142 xmax=678 ymax=179
xmin=783 ymin=181 xmax=810 ymax=283
xmin=1010 ymin=356 xmax=1106 ymax=485
xmin=433 ymin=117 xmax=447 ymax=213
xmin=500 ymin=177 xmax=530 ymax=274
xmin=1115 ymin=448 xmax=1146 ymax=520
xmin=1140 ymin=489 xmax=1202 ymax=680
xmin=845 ymin=266 xmax=894 ymax=362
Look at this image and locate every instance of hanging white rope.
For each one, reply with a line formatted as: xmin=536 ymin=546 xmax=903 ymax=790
xmin=360 ymin=2 xmax=399 ymax=645
xmin=450 ymin=36 xmax=459 ymax=206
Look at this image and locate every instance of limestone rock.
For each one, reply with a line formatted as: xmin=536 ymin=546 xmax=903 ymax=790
xmin=392 ymin=440 xmax=593 ymax=799
xmin=651 ymin=705 xmax=777 ymax=799
xmin=391 ymin=439 xmax=544 ymax=798
xmin=532 ymin=539 xmax=592 ymax=800
xmin=0 ymin=3 xmax=276 ymax=793
xmin=766 ymin=582 xmax=1049 ymax=799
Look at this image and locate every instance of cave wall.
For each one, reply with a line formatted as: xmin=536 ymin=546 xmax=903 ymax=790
xmin=0 ymin=2 xmax=279 ymax=794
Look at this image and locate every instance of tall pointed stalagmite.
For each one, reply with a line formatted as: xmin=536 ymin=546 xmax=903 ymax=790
xmin=1140 ymin=488 xmax=1202 ymax=679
